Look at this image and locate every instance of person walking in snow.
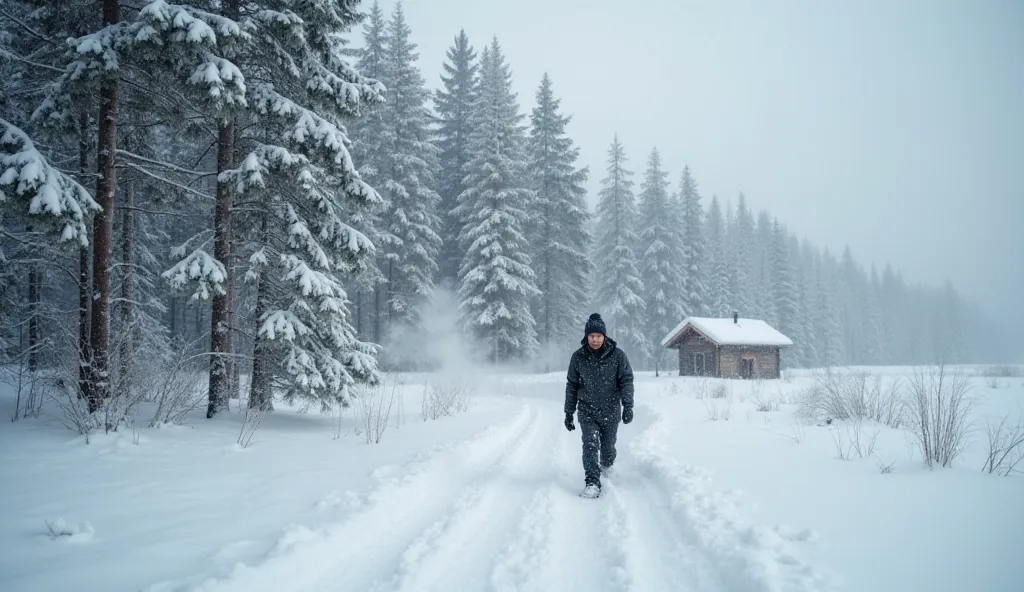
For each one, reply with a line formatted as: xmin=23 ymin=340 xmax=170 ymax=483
xmin=563 ymin=313 xmax=635 ymax=498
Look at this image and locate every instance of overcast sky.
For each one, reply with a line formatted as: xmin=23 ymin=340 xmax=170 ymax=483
xmin=364 ymin=0 xmax=1023 ymax=335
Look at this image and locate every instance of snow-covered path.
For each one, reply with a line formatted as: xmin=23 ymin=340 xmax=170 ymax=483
xmin=159 ymin=391 xmax=830 ymax=592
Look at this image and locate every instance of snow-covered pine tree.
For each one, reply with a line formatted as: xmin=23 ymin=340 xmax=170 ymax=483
xmin=798 ymin=239 xmax=820 ymax=366
xmin=770 ymin=219 xmax=802 ymax=368
xmin=432 ymin=29 xmax=478 ymax=289
xmin=593 ymin=135 xmax=647 ymax=363
xmin=637 ymin=148 xmax=681 ymax=371
xmin=215 ymin=0 xmax=385 ymax=410
xmin=728 ymin=194 xmax=755 ymax=319
xmin=754 ymin=209 xmax=776 ymax=325
xmin=678 ymin=166 xmax=708 ymax=317
xmin=704 ymin=195 xmax=732 ymax=316
xmin=864 ymin=265 xmax=887 ymax=364
xmin=839 ymin=246 xmax=866 ymax=365
xmin=0 ymin=119 xmax=100 ymax=373
xmin=454 ymin=38 xmax=539 ymax=363
xmin=0 ymin=120 xmax=98 ymax=261
xmin=375 ymin=3 xmax=442 ymax=339
xmin=813 ymin=249 xmax=845 ymax=367
xmin=349 ymin=1 xmax=393 ymax=345
xmin=526 ymin=73 xmax=592 ymax=366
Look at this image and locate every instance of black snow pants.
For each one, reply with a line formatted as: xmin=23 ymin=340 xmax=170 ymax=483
xmin=580 ymin=409 xmax=619 ymax=485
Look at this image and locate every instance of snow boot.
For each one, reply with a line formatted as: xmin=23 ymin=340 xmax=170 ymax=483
xmin=580 ymin=483 xmax=601 ymax=499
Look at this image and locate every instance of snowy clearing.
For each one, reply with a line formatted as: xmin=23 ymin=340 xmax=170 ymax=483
xmin=2 ymin=366 xmax=1023 ymax=592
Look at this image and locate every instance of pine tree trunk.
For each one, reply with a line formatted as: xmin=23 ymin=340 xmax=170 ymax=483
xmin=207 ymin=117 xmax=234 ymax=418
xmin=169 ymin=296 xmax=178 ymax=339
xmin=227 ymin=252 xmax=239 ymax=403
xmin=207 ymin=0 xmax=239 ymax=418
xmin=248 ymin=217 xmax=272 ymax=412
xmin=117 ymin=178 xmax=134 ymax=385
xmin=78 ymin=109 xmax=91 ymax=396
xmin=78 ymin=245 xmax=90 ymax=398
xmin=374 ymin=283 xmax=383 ymax=345
xmin=26 ymin=232 xmax=39 ymax=372
xmin=85 ymin=0 xmax=121 ymax=413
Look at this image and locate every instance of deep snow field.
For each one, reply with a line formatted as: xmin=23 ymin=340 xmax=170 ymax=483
xmin=1 ymin=364 xmax=1023 ymax=592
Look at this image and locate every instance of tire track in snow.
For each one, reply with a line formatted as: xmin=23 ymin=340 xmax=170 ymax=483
xmin=602 ymin=470 xmax=724 ymax=591
xmin=624 ymin=409 xmax=837 ymax=592
xmin=379 ymin=404 xmax=559 ymax=592
xmin=186 ymin=404 xmax=536 ymax=592
xmin=521 ymin=419 xmax=624 ymax=592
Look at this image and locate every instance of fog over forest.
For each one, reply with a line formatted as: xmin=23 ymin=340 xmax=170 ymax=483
xmin=1 ymin=0 xmax=1021 ymax=418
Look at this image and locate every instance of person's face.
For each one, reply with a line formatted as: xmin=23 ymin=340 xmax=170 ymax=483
xmin=587 ymin=332 xmax=605 ymax=350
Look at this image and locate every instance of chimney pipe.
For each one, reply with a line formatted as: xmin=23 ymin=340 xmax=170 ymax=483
xmin=733 ymin=311 xmax=738 ymax=324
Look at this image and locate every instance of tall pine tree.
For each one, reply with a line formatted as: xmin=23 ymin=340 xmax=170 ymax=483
xmin=526 ymin=73 xmax=592 ymax=364
xmin=433 ymin=30 xmax=479 ymax=289
xmin=678 ymin=166 xmax=708 ymax=317
xmin=637 ymin=148 xmax=681 ymax=370
xmin=594 ymin=135 xmax=647 ymax=362
xmin=454 ymin=38 xmax=538 ymax=363
xmin=376 ymin=3 xmax=442 ymax=334
xmin=704 ymin=195 xmax=732 ymax=316
xmin=770 ymin=219 xmax=801 ymax=368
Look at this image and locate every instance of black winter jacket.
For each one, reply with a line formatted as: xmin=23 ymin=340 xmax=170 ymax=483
xmin=564 ymin=336 xmax=635 ymax=420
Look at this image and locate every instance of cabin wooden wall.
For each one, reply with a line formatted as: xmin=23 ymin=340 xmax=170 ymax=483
xmin=718 ymin=345 xmax=780 ymax=379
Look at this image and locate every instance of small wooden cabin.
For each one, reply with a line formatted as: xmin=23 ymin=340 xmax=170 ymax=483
xmin=660 ymin=313 xmax=793 ymax=379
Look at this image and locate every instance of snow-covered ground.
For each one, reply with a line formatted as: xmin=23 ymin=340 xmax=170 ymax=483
xmin=1 ymin=366 xmax=1023 ymax=591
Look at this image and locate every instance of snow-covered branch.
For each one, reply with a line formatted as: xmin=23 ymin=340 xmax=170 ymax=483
xmin=0 ymin=119 xmax=99 ymax=246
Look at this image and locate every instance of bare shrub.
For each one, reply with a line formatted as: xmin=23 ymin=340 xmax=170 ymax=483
xmin=703 ymin=390 xmax=732 ymax=421
xmin=237 ymin=405 xmax=265 ymax=448
xmin=1 ymin=354 xmax=49 ymax=420
xmin=355 ymin=376 xmax=400 ymax=443
xmin=985 ymin=376 xmax=1000 ymax=389
xmin=977 ymin=365 xmax=1023 ymax=378
xmin=148 ymin=341 xmax=205 ymax=426
xmin=981 ymin=412 xmax=1024 ymax=476
xmin=876 ymin=459 xmax=895 ymax=474
xmin=829 ymin=418 xmax=880 ymax=460
xmin=421 ymin=377 xmax=473 ymax=421
xmin=667 ymin=381 xmax=683 ymax=397
xmin=907 ymin=365 xmax=976 ymax=468
xmin=751 ymin=386 xmax=780 ymax=412
xmin=691 ymin=375 xmax=711 ymax=400
xmin=799 ymin=369 xmax=906 ymax=428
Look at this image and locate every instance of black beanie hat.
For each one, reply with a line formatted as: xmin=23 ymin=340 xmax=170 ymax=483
xmin=584 ymin=313 xmax=606 ymax=336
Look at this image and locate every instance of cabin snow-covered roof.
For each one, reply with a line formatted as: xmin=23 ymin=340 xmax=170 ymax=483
xmin=661 ymin=316 xmax=794 ymax=348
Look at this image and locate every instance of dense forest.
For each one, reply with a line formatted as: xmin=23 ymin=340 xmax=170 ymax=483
xmin=1 ymin=1 xmax=1010 ymax=422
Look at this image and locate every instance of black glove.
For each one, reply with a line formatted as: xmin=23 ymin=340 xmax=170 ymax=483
xmin=622 ymin=407 xmax=633 ymax=424
xmin=564 ymin=413 xmax=575 ymax=431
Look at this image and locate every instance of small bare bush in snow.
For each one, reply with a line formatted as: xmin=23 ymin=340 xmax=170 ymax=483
xmin=751 ymin=383 xmax=781 ymax=412
xmin=981 ymin=412 xmax=1024 ymax=476
xmin=237 ymin=405 xmax=265 ymax=448
xmin=421 ymin=376 xmax=473 ymax=420
xmin=799 ymin=369 xmax=906 ymax=428
xmin=703 ymin=389 xmax=733 ymax=421
xmin=985 ymin=376 xmax=1000 ymax=389
xmin=355 ymin=375 xmax=400 ymax=444
xmin=147 ymin=344 xmax=205 ymax=426
xmin=829 ymin=417 xmax=880 ymax=460
xmin=907 ymin=365 xmax=976 ymax=468
xmin=1 ymin=353 xmax=49 ymax=420
xmin=977 ymin=365 xmax=1023 ymax=378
